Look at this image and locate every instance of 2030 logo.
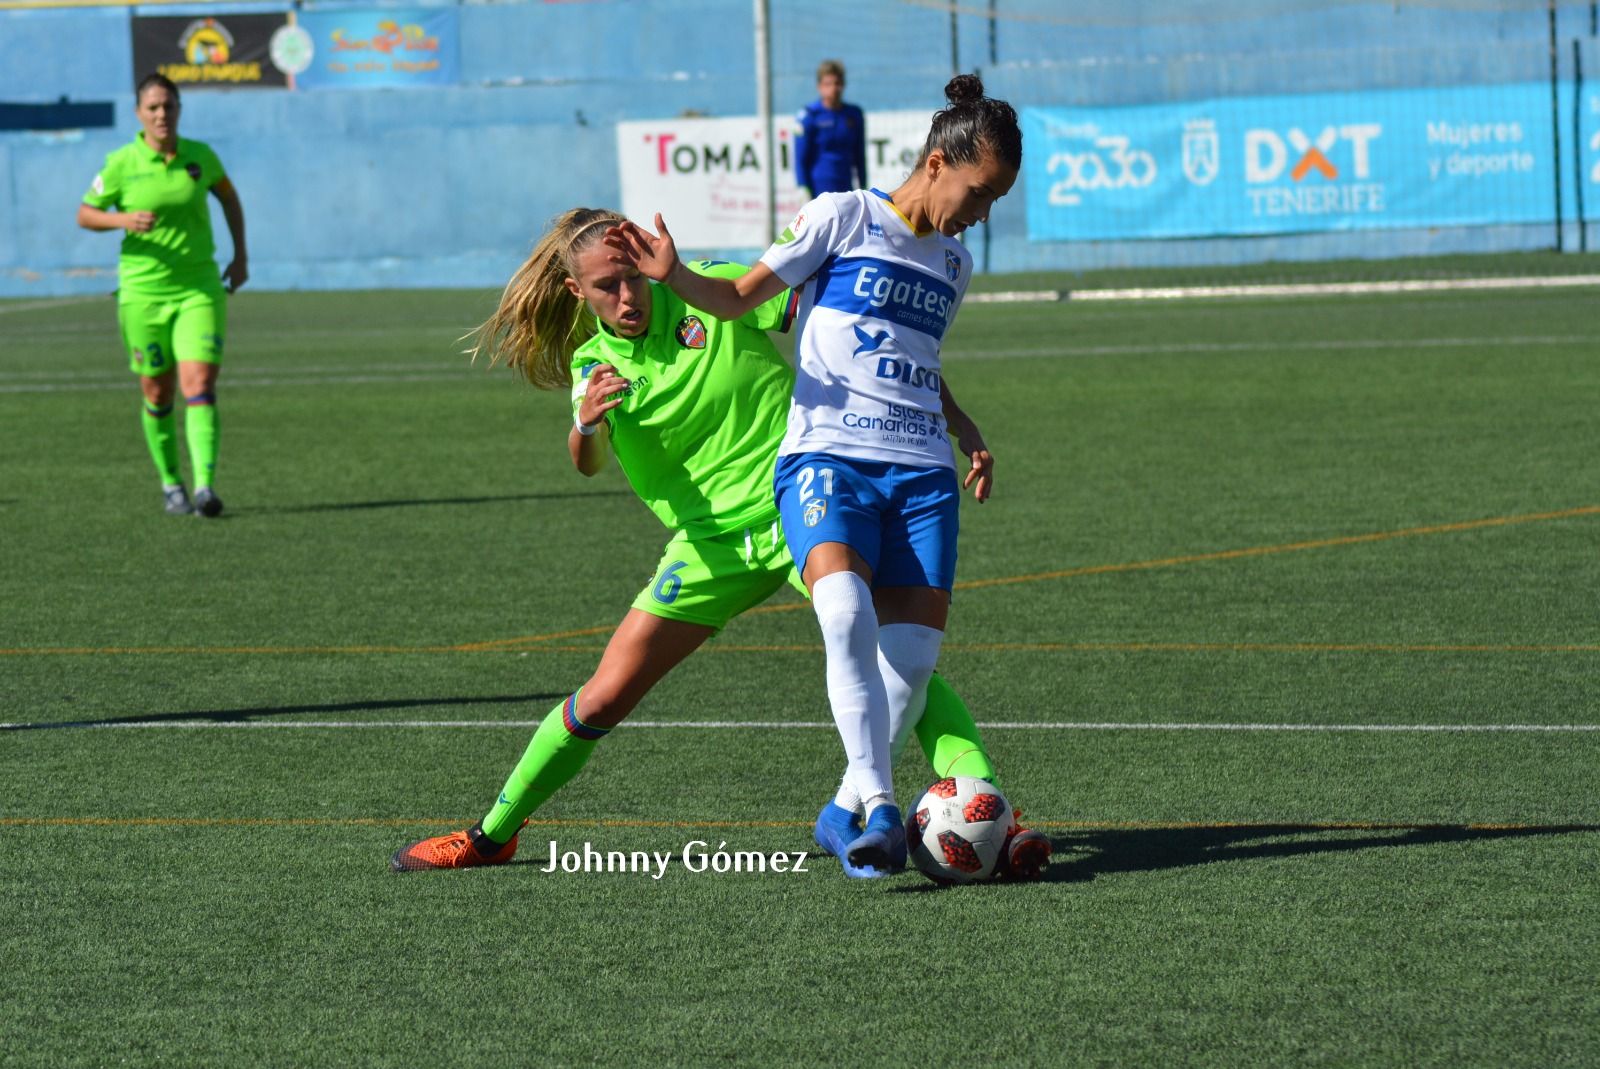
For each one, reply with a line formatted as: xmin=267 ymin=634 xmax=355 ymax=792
xmin=1046 ymin=134 xmax=1157 ymax=206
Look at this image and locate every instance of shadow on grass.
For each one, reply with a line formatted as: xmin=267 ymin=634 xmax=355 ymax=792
xmin=1 ymin=691 xmax=567 ymax=732
xmin=1043 ymin=822 xmax=1600 ymax=884
xmin=886 ymin=822 xmax=1600 ymax=892
xmin=241 ymin=490 xmax=631 ymax=514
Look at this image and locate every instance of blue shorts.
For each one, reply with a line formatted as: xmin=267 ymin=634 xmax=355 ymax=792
xmin=774 ymin=451 xmax=959 ymax=591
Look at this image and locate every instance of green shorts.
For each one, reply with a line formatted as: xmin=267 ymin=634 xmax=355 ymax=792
xmin=632 ymin=516 xmax=808 ymax=630
xmin=119 ymin=290 xmax=226 ymax=377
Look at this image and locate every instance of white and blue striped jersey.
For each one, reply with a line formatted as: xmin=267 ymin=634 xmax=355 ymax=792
xmin=759 ymin=189 xmax=970 ymax=470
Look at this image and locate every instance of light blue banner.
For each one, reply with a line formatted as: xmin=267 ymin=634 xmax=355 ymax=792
xmin=1583 ymin=86 xmax=1600 ymax=222
xmin=1025 ymin=84 xmax=1557 ymax=241
xmin=293 ymin=9 xmax=459 ymax=90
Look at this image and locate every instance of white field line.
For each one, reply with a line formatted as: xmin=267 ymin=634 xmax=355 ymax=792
xmin=5 ymin=719 xmax=1597 ymax=732
xmin=0 ymin=295 xmax=105 ymax=316
xmin=951 ymin=334 xmax=1599 ymax=361
xmin=0 ymin=361 xmax=466 ymax=381
xmin=5 ymin=334 xmax=1597 ymax=393
xmin=962 ymin=274 xmax=1600 ymax=304
xmin=0 ymin=371 xmax=470 ymax=393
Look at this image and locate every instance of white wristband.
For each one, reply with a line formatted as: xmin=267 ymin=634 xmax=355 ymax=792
xmin=574 ymin=412 xmax=601 ymax=436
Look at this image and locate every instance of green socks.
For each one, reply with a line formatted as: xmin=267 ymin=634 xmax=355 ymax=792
xmin=916 ymin=672 xmax=998 ymax=784
xmin=141 ymin=401 xmax=182 ymax=486
xmin=479 ymin=692 xmax=609 ymax=843
xmin=141 ymin=394 xmax=220 ymax=490
xmin=184 ymin=393 xmax=218 ymax=488
xmin=475 ymin=681 xmax=986 ymax=846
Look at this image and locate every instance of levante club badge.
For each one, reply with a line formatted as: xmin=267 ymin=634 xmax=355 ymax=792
xmin=675 ymin=315 xmax=707 ymax=349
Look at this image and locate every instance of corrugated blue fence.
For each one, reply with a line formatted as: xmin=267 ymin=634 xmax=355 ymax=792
xmin=1 ymin=0 xmax=1596 ymax=295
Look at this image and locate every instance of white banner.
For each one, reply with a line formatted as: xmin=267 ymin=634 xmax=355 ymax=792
xmin=616 ymin=110 xmax=932 ymax=252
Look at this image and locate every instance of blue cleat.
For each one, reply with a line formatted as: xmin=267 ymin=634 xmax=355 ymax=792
xmin=814 ymin=801 xmax=885 ymax=878
xmin=844 ymin=804 xmax=906 ymax=874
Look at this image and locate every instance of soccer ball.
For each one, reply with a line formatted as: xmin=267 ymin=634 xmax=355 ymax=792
xmin=905 ymin=776 xmax=1013 ymax=884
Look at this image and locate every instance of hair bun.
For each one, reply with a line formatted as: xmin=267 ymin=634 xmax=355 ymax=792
xmin=944 ymin=73 xmax=985 ymax=106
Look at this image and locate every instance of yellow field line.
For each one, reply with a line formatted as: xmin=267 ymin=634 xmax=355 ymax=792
xmin=951 ymin=503 xmax=1600 ymax=591
xmin=946 ymin=641 xmax=1600 ymax=654
xmin=487 ymin=503 xmax=1600 ymax=643
xmin=483 ymin=641 xmax=1600 ymax=655
xmin=4 ymin=504 xmax=1594 ymax=658
xmin=1 ymin=816 xmax=1594 ymax=834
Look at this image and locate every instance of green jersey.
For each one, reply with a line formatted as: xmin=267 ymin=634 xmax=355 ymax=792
xmin=82 ymin=135 xmax=227 ymax=300
xmin=571 ymin=260 xmax=800 ymax=538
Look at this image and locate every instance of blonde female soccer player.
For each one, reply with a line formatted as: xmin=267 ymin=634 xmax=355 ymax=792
xmin=77 ymin=73 xmax=248 ymax=517
xmin=389 ymin=207 xmax=1048 ymax=879
xmin=607 ymin=74 xmax=1023 ymax=874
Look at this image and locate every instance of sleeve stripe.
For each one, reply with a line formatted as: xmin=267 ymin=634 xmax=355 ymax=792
xmin=780 ymin=286 xmax=801 ymax=333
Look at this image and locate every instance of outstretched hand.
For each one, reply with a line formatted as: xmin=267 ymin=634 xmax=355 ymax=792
xmin=603 ymin=214 xmax=680 ymax=283
xmin=960 ymin=442 xmax=994 ymax=503
xmin=948 ymin=415 xmax=994 ymax=503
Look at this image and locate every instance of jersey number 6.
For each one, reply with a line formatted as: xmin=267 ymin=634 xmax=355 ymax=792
xmin=652 ymin=560 xmax=688 ymax=604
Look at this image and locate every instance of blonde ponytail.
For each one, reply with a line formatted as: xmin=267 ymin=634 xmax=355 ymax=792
xmin=467 ymin=207 xmax=627 ymax=390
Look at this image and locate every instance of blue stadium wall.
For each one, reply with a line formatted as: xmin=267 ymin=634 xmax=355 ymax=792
xmin=2 ymin=1 xmax=1596 ymax=295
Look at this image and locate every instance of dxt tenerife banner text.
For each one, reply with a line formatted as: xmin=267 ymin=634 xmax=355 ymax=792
xmin=1025 ymin=84 xmax=1558 ymax=241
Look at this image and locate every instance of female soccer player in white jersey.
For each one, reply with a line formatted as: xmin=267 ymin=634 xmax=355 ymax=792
xmin=390 ymin=206 xmax=1049 ymax=880
xmin=608 ymin=74 xmax=1023 ymax=873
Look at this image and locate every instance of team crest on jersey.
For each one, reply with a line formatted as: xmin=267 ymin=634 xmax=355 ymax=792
xmin=945 ymin=250 xmax=962 ymax=281
xmin=675 ymin=315 xmax=707 ymax=349
xmin=803 ymin=497 xmax=827 ymax=527
xmin=185 ymin=162 xmax=202 ymax=181
xmin=775 ymin=211 xmax=806 ymax=246
xmin=90 ymin=174 xmax=105 ymax=196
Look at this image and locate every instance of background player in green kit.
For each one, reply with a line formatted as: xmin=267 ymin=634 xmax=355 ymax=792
xmin=77 ymin=73 xmax=248 ymax=518
xmin=390 ymin=207 xmax=1049 ymax=879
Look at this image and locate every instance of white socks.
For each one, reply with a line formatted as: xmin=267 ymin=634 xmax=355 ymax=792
xmin=824 ymin=614 xmax=946 ymax=815
xmin=812 ymin=571 xmax=893 ymax=808
xmin=879 ymin=622 xmax=944 ymax=764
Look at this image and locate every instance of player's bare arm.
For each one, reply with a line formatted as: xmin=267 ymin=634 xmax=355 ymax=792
xmin=210 ymin=177 xmax=249 ymax=292
xmin=76 ymin=204 xmax=155 ymax=233
xmin=940 ymin=379 xmax=993 ymax=503
xmin=569 ymin=363 xmax=630 ymax=476
xmin=604 ymin=215 xmax=785 ymax=321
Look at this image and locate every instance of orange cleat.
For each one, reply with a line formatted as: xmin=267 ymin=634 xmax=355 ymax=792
xmin=998 ymin=813 xmax=1051 ymax=881
xmin=390 ymin=822 xmax=520 ymax=872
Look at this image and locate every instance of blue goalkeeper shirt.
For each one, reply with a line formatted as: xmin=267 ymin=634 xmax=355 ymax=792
xmin=794 ymin=99 xmax=866 ymax=196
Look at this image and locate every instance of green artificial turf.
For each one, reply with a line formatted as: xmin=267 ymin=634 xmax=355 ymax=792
xmin=2 ymin=262 xmax=1597 ymax=1067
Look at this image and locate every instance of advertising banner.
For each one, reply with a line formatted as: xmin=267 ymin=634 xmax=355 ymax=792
xmin=1584 ymin=86 xmax=1600 ymax=221
xmin=616 ymin=110 xmax=931 ymax=250
xmin=292 ymin=8 xmax=460 ymax=90
xmin=1025 ymin=84 xmax=1557 ymax=241
xmin=132 ymin=15 xmax=290 ymax=90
